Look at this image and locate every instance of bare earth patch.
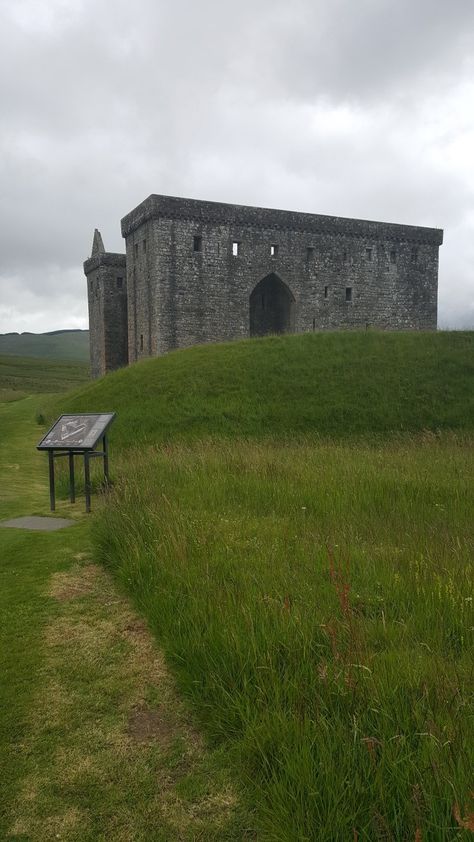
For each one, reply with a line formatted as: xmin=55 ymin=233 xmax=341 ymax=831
xmin=127 ymin=703 xmax=176 ymax=746
xmin=48 ymin=562 xmax=102 ymax=602
xmin=9 ymin=559 xmax=241 ymax=841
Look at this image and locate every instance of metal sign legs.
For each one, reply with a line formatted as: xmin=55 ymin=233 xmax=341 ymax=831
xmin=47 ymin=435 xmax=110 ymax=513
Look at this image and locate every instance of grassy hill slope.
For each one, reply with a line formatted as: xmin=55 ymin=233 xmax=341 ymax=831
xmin=48 ymin=331 xmax=474 ymax=445
xmin=0 ymin=330 xmax=89 ymax=361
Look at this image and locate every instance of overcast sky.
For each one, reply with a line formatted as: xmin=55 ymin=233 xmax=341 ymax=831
xmin=1 ymin=0 xmax=473 ymax=332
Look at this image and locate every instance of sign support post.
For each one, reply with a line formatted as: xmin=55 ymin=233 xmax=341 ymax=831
xmin=103 ymin=435 xmax=109 ymax=484
xmin=69 ymin=452 xmax=75 ymax=503
xmin=48 ymin=450 xmax=56 ymax=512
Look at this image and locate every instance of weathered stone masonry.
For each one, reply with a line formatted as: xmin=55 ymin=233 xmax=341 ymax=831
xmin=84 ymin=194 xmax=443 ymax=377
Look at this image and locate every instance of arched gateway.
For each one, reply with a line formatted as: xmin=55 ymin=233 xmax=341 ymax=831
xmin=249 ymin=273 xmax=295 ymax=338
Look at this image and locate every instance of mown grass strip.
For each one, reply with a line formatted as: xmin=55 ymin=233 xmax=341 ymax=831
xmin=8 ymin=558 xmax=247 ymax=841
xmin=0 ymin=397 xmax=88 ymax=837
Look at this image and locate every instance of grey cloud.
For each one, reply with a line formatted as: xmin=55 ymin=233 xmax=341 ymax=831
xmin=0 ymin=0 xmax=473 ymax=332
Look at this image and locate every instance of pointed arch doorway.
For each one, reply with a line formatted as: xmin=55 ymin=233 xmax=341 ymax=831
xmin=249 ymin=273 xmax=295 ymax=337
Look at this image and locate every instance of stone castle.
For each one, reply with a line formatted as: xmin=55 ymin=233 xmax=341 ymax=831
xmin=84 ymin=194 xmax=443 ymax=378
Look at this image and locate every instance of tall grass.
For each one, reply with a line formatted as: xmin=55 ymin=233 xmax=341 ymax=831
xmin=94 ymin=435 xmax=474 ymax=840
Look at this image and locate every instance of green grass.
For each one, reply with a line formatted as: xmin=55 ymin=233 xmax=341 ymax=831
xmin=3 ymin=331 xmax=474 ymax=839
xmin=47 ymin=331 xmax=474 ymax=449
xmin=0 ymin=355 xmax=89 ymax=403
xmin=0 ymin=390 xmax=247 ymax=838
xmin=95 ymin=436 xmax=474 ymax=840
xmin=0 ymin=330 xmax=89 ymax=362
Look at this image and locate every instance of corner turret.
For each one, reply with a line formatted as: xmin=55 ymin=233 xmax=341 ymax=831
xmin=84 ymin=230 xmax=128 ymax=378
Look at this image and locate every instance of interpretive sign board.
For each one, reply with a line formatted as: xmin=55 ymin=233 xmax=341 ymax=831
xmin=37 ymin=413 xmax=115 ymax=451
xmin=37 ymin=413 xmax=116 ymax=513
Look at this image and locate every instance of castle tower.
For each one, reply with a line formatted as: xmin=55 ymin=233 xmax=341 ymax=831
xmin=83 ymin=229 xmax=128 ymax=378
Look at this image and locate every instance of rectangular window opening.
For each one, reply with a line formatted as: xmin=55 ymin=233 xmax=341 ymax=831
xmin=390 ymin=249 xmax=397 ymax=264
xmin=116 ymin=277 xmax=123 ymax=289
xmin=140 ymin=334 xmax=144 ymax=352
xmin=270 ymin=244 xmax=278 ymax=257
xmin=143 ymin=239 xmax=147 ymax=253
xmin=346 ymin=287 xmax=353 ymax=302
xmin=193 ymin=235 xmax=202 ymax=253
xmin=324 ymin=286 xmax=328 ymax=299
xmin=134 ymin=243 xmax=138 ymax=258
xmin=306 ymin=246 xmax=315 ymax=261
xmin=312 ymin=317 xmax=316 ymax=330
xmin=366 ymin=248 xmax=372 ymax=260
xmin=232 ymin=241 xmax=241 ymax=257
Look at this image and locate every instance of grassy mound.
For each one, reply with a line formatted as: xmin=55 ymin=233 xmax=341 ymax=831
xmin=48 ymin=331 xmax=474 ymax=446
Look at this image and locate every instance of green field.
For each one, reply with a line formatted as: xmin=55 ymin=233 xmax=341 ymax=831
xmin=1 ymin=333 xmax=474 ymax=840
xmin=0 ymin=355 xmax=89 ymax=403
xmin=0 ymin=330 xmax=89 ymax=362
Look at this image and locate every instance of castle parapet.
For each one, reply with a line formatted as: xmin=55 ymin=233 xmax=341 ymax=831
xmin=121 ymin=194 xmax=443 ymax=246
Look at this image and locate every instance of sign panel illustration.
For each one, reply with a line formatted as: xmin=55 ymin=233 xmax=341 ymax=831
xmin=37 ymin=413 xmax=115 ymax=451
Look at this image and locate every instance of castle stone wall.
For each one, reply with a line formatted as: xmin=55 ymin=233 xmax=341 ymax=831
xmin=85 ymin=195 xmax=443 ymax=376
xmin=120 ymin=195 xmax=442 ymax=364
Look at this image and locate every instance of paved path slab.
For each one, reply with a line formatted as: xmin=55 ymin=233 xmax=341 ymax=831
xmin=0 ymin=516 xmax=75 ymax=531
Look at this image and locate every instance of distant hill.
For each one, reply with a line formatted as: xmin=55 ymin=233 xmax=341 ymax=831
xmin=0 ymin=330 xmax=89 ymax=361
